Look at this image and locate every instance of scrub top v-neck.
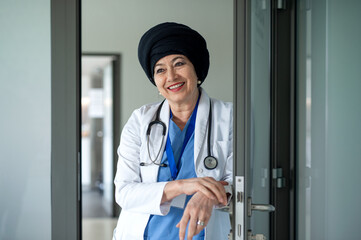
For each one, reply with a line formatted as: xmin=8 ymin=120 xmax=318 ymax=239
xmin=143 ymin=109 xmax=205 ymax=240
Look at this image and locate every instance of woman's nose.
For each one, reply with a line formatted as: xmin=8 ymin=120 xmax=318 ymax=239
xmin=166 ymin=68 xmax=177 ymax=81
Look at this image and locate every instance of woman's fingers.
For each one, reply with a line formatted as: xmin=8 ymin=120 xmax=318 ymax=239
xmin=175 ymin=179 xmax=229 ymax=240
xmin=192 ymin=212 xmax=210 ymax=238
xmin=203 ymin=178 xmax=227 ymax=205
xmin=194 ymin=184 xmax=217 ymax=201
xmin=177 ymin=211 xmax=190 ymax=240
xmin=186 ymin=216 xmax=198 ymax=240
xmin=180 ymin=177 xmax=228 ymax=205
xmin=196 ymin=178 xmax=227 ymax=205
xmin=219 ymin=180 xmax=229 ymax=186
xmin=176 ymin=217 xmax=205 ymax=240
xmin=177 ymin=192 xmax=215 ymax=240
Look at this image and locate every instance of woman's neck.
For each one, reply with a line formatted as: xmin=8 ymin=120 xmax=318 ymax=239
xmin=169 ymin=91 xmax=199 ymax=131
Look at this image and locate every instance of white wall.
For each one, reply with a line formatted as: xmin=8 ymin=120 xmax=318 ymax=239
xmin=0 ymin=1 xmax=51 ymax=239
xmin=82 ymin=0 xmax=234 ymax=128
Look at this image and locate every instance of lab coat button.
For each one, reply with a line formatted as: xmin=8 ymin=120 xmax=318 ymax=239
xmin=198 ymin=169 xmax=203 ymax=173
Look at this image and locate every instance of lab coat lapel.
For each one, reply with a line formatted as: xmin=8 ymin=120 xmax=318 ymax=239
xmin=145 ymin=99 xmax=169 ymax=182
xmin=148 ymin=99 xmax=170 ymax=159
xmin=194 ymin=89 xmax=210 ymax=166
xmin=159 ymin=99 xmax=170 ymax=141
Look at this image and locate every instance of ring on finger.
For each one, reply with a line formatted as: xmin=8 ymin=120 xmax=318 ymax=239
xmin=197 ymin=220 xmax=205 ymax=226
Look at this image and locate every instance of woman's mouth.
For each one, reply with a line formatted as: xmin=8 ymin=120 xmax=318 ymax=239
xmin=168 ymin=82 xmax=185 ymax=91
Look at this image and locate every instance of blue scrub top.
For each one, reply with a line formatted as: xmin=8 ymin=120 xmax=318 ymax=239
xmin=144 ymin=111 xmax=205 ymax=240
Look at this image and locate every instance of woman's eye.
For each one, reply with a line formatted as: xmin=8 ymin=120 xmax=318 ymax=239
xmin=155 ymin=68 xmax=164 ymax=74
xmin=175 ymin=61 xmax=185 ymax=67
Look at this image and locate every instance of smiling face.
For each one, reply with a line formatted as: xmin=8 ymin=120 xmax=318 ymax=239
xmin=153 ymin=54 xmax=199 ymax=107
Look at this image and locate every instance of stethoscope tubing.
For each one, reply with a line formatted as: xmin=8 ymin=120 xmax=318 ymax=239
xmin=207 ymin=98 xmax=212 ymax=157
xmin=142 ymin=98 xmax=217 ymax=170
xmin=142 ymin=100 xmax=166 ymax=167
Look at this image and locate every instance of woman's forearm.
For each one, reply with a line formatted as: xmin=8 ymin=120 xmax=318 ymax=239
xmin=161 ymin=181 xmax=183 ymax=203
xmin=161 ymin=178 xmax=228 ymax=205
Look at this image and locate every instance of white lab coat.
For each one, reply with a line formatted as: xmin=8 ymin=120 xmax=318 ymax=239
xmin=113 ymin=89 xmax=233 ymax=240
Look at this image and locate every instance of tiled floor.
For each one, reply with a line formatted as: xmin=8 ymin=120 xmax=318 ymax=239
xmin=82 ymin=218 xmax=117 ymax=240
xmin=82 ymin=189 xmax=111 ymax=218
xmin=82 ymin=188 xmax=118 ymax=239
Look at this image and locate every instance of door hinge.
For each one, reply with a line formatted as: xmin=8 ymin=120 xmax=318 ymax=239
xmin=272 ymin=168 xmax=286 ymax=188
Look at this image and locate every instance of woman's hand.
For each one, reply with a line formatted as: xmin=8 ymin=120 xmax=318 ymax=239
xmin=176 ymin=192 xmax=216 ymax=240
xmin=162 ymin=177 xmax=228 ymax=205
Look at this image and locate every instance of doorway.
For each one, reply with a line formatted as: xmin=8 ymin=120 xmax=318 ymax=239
xmin=81 ymin=53 xmax=121 ymax=240
xmin=81 ymin=1 xmax=234 ymax=239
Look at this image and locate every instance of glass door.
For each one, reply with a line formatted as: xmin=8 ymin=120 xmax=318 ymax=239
xmin=234 ymin=0 xmax=274 ymax=239
xmin=247 ymin=0 xmax=272 ymax=238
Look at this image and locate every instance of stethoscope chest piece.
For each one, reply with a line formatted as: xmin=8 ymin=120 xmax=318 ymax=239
xmin=204 ymin=156 xmax=218 ymax=170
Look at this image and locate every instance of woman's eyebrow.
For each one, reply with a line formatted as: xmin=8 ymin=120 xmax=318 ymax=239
xmin=155 ymin=56 xmax=185 ymax=68
xmin=154 ymin=62 xmax=165 ymax=68
xmin=171 ymin=56 xmax=185 ymax=63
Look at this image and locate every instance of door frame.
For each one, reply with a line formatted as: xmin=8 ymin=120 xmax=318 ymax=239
xmin=233 ymin=0 xmax=248 ymax=238
xmin=234 ymin=0 xmax=295 ymax=239
xmin=51 ymin=0 xmax=81 ymax=239
xmin=270 ymin=0 xmax=296 ymax=239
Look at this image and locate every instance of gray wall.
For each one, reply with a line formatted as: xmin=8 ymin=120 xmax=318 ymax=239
xmin=297 ymin=0 xmax=361 ymax=239
xmin=82 ymin=0 xmax=234 ymax=128
xmin=326 ymin=0 xmax=361 ymax=238
xmin=0 ymin=0 xmax=51 ymax=239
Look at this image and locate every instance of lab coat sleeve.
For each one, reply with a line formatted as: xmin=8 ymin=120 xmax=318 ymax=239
xmin=217 ymin=102 xmax=233 ymax=208
xmin=114 ymin=109 xmax=170 ymax=216
xmin=221 ymin=102 xmax=233 ymax=185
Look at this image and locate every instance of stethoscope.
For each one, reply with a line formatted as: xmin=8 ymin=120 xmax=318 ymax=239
xmin=140 ymin=99 xmax=218 ymax=170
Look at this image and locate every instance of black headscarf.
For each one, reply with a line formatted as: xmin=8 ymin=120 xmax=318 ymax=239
xmin=138 ymin=22 xmax=210 ymax=86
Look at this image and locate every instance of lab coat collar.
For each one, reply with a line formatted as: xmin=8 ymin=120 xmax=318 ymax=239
xmin=159 ymin=98 xmax=170 ymax=133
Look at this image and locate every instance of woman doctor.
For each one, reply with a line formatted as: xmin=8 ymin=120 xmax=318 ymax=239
xmin=113 ymin=22 xmax=233 ymax=240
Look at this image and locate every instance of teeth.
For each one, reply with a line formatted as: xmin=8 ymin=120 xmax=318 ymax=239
xmin=169 ymin=83 xmax=184 ymax=89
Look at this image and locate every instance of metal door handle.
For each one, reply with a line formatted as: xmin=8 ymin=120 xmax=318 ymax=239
xmin=247 ymin=197 xmax=275 ymax=217
xmin=251 ymin=204 xmax=275 ymax=212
